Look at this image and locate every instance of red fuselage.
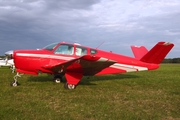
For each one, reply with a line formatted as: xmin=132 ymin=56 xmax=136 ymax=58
xmin=13 ymin=42 xmax=159 ymax=76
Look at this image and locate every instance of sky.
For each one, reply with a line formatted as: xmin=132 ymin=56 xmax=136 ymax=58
xmin=0 ymin=0 xmax=180 ymax=58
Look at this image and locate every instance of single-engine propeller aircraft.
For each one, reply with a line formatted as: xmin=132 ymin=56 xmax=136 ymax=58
xmin=0 ymin=50 xmax=15 ymax=73
xmin=12 ymin=41 xmax=174 ymax=89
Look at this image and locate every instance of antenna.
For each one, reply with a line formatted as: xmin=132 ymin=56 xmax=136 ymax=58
xmin=96 ymin=41 xmax=105 ymax=49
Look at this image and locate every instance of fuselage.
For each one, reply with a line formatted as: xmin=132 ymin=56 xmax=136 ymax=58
xmin=13 ymin=42 xmax=159 ymax=76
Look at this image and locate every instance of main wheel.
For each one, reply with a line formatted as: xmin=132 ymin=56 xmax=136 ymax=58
xmin=53 ymin=75 xmax=63 ymax=83
xmin=54 ymin=78 xmax=62 ymax=83
xmin=64 ymin=82 xmax=76 ymax=90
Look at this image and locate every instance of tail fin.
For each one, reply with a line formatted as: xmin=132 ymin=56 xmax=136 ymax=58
xmin=131 ymin=42 xmax=174 ymax=64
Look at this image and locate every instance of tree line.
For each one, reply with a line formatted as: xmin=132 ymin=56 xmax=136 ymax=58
xmin=162 ymin=58 xmax=180 ymax=63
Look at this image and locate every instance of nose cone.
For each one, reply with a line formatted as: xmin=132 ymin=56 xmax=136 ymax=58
xmin=5 ymin=50 xmax=13 ymax=56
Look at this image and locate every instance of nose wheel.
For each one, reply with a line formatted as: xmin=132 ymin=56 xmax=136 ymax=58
xmin=10 ymin=80 xmax=19 ymax=87
xmin=10 ymin=72 xmax=23 ymax=87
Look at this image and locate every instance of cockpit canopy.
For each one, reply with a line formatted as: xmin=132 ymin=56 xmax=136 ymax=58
xmin=43 ymin=42 xmax=59 ymax=51
xmin=43 ymin=42 xmax=97 ymax=56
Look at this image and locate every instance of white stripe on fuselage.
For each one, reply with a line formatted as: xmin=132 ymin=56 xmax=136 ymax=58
xmin=111 ymin=63 xmax=148 ymax=72
xmin=16 ymin=53 xmax=75 ymax=61
xmin=93 ymin=57 xmax=148 ymax=72
xmin=16 ymin=53 xmax=148 ymax=72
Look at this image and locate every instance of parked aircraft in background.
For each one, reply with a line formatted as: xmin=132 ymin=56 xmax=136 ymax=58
xmin=11 ymin=41 xmax=174 ymax=89
xmin=0 ymin=50 xmax=15 ymax=73
xmin=0 ymin=58 xmax=9 ymax=67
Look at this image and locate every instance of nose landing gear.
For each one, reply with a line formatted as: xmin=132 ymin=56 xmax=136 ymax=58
xmin=10 ymin=72 xmax=23 ymax=87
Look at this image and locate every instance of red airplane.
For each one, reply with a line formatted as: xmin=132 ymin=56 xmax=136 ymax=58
xmin=12 ymin=41 xmax=174 ymax=89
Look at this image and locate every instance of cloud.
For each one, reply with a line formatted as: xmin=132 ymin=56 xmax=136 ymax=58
xmin=0 ymin=0 xmax=179 ymax=58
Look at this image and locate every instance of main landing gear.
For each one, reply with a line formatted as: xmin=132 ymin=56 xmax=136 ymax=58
xmin=54 ymin=61 xmax=83 ymax=90
xmin=54 ymin=75 xmax=77 ymax=90
xmin=10 ymin=72 xmax=23 ymax=87
xmin=53 ymin=75 xmax=63 ymax=83
xmin=64 ymin=82 xmax=76 ymax=90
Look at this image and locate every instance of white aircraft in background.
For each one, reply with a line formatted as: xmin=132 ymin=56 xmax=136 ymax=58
xmin=0 ymin=50 xmax=15 ymax=73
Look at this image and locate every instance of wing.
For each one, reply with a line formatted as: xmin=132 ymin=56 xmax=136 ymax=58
xmin=42 ymin=55 xmax=116 ymax=75
xmin=80 ymin=55 xmax=116 ymax=75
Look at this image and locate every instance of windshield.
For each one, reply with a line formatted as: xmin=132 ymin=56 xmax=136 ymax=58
xmin=54 ymin=44 xmax=74 ymax=55
xmin=43 ymin=43 xmax=59 ymax=51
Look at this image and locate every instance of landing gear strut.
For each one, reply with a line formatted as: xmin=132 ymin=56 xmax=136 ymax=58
xmin=11 ymin=72 xmax=23 ymax=87
xmin=10 ymin=65 xmax=15 ymax=73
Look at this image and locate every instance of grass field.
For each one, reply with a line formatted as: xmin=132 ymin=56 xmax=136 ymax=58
xmin=0 ymin=64 xmax=180 ymax=120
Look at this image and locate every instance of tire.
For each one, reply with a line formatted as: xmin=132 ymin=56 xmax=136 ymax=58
xmin=64 ymin=82 xmax=76 ymax=90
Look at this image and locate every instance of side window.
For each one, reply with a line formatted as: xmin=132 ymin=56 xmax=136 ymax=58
xmin=76 ymin=46 xmax=87 ymax=56
xmin=54 ymin=44 xmax=74 ymax=55
xmin=90 ymin=49 xmax=97 ymax=55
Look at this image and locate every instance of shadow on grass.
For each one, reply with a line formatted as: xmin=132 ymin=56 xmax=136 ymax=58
xmin=27 ymin=74 xmax=54 ymax=82
xmin=26 ymin=73 xmax=139 ymax=86
xmin=80 ymin=74 xmax=139 ymax=85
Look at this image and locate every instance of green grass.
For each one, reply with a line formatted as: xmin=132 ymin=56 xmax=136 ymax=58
xmin=0 ymin=64 xmax=180 ymax=120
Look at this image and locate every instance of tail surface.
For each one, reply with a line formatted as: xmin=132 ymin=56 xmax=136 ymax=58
xmin=131 ymin=46 xmax=148 ymax=60
xmin=131 ymin=42 xmax=174 ymax=64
